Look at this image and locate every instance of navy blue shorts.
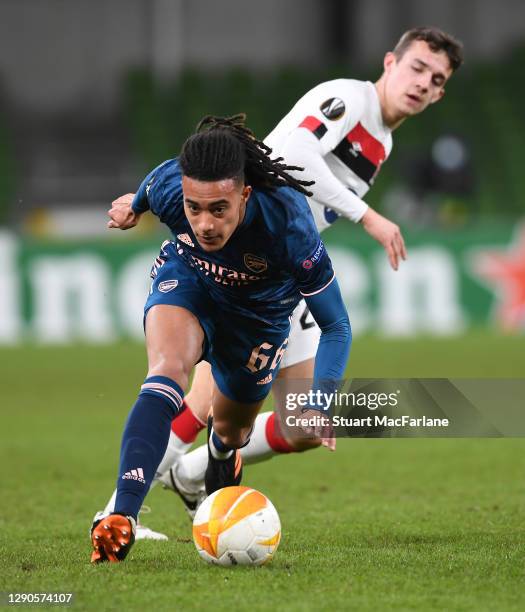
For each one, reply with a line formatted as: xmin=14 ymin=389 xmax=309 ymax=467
xmin=144 ymin=241 xmax=290 ymax=403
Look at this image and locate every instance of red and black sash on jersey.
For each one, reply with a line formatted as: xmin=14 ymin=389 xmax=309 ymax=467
xmin=299 ymin=116 xmax=327 ymax=140
xmin=299 ymin=116 xmax=386 ymax=186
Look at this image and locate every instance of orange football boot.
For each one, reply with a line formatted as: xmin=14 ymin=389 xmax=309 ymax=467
xmin=90 ymin=514 xmax=136 ymax=563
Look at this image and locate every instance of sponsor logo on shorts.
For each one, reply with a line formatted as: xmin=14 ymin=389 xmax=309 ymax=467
xmin=302 ymin=240 xmax=325 ymax=270
xmin=320 ymin=97 xmax=345 ymax=120
xmin=158 ymin=279 xmax=179 ymax=292
xmin=244 ymin=253 xmax=268 ymax=274
xmin=256 ymin=373 xmax=273 ymax=385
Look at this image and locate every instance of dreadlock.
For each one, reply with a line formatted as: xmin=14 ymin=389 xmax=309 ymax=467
xmin=179 ymin=114 xmax=314 ymax=197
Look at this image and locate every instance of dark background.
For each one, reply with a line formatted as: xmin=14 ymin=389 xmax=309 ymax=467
xmin=1 ymin=0 xmax=524 ymax=228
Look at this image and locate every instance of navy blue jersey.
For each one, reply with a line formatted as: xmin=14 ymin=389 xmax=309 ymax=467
xmin=132 ymin=159 xmax=334 ymax=325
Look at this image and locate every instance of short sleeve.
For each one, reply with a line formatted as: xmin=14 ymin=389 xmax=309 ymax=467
xmin=132 ymin=169 xmax=157 ymax=214
xmin=131 ymin=159 xmax=185 ymax=231
xmin=282 ymin=190 xmax=335 ymax=295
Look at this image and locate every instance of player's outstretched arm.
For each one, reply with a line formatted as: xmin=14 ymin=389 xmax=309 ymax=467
xmin=107 ymin=193 xmax=142 ymax=230
xmin=302 ymin=277 xmax=352 ymax=449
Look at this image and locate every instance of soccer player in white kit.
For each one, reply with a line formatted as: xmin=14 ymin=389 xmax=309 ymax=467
xmin=96 ymin=26 xmax=463 ymax=538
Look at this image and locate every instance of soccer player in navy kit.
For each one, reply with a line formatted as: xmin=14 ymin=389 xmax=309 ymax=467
xmin=90 ymin=115 xmax=351 ymax=562
xmin=94 ymin=27 xmax=464 ymax=539
xmin=158 ymin=26 xmax=464 ymax=493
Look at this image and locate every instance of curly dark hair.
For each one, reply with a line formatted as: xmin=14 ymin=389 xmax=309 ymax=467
xmin=179 ymin=114 xmax=314 ymax=197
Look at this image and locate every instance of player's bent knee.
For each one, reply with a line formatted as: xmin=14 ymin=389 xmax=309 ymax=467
xmin=147 ymin=357 xmax=192 ymax=391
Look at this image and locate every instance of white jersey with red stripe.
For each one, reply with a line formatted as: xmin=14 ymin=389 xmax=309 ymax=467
xmin=265 ymin=79 xmax=393 ymax=231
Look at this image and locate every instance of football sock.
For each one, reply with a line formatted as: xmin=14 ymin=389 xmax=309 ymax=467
xmin=263 ymin=411 xmax=295 ymax=454
xmin=155 ymin=401 xmax=205 ymax=474
xmin=102 ymin=489 xmax=117 ymax=516
xmin=171 ymin=402 xmax=207 ymax=443
xmin=173 ymin=444 xmax=209 ymax=490
xmin=239 ymin=411 xmax=277 ymax=463
xmin=101 ymin=402 xmax=204 ymax=514
xmin=114 ymin=376 xmax=184 ymax=520
xmin=209 ymin=428 xmax=234 ymax=460
xmin=173 ymin=410 xmax=295 ymax=488
xmin=102 ymin=482 xmax=160 ymax=516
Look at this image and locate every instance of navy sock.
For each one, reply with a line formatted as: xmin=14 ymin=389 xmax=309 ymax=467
xmin=211 ymin=430 xmax=233 ymax=452
xmin=115 ymin=376 xmax=184 ymax=520
xmin=209 ymin=425 xmax=254 ymax=460
xmin=209 ymin=429 xmax=234 ymax=460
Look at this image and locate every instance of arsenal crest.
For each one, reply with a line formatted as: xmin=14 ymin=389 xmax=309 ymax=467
xmin=244 ymin=253 xmax=268 ymax=274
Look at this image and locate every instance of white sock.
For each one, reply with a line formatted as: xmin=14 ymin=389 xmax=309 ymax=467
xmin=174 ymin=444 xmax=209 ymax=491
xmin=240 ymin=411 xmax=276 ymax=464
xmin=156 ymin=430 xmax=193 ymax=475
xmin=102 ymin=489 xmax=118 ymax=515
xmin=172 ymin=411 xmax=277 ymax=492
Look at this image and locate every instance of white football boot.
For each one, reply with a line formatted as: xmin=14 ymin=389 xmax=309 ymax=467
xmin=90 ymin=507 xmax=168 ymax=542
xmin=158 ymin=464 xmax=206 ymax=520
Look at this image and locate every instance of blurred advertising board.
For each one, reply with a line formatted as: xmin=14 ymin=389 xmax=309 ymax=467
xmin=0 ymin=220 xmax=523 ymax=344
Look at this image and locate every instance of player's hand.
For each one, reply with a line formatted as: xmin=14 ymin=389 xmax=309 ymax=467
xmin=320 ymin=435 xmax=336 ymax=451
xmin=107 ymin=193 xmax=141 ymax=230
xmin=299 ymin=409 xmax=336 ymax=451
xmin=360 ymin=208 xmax=407 ymax=270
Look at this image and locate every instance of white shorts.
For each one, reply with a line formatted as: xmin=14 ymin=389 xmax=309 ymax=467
xmin=281 ymin=299 xmax=321 ymax=369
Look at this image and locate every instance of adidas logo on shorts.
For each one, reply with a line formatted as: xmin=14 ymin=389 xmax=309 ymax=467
xmin=256 ymin=373 xmax=273 ymax=385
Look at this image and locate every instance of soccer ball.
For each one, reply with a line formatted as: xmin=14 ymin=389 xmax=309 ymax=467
xmin=192 ymin=486 xmax=281 ymax=566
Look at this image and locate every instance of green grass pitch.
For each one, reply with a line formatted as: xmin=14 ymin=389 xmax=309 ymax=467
xmin=1 ymin=331 xmax=524 ymax=611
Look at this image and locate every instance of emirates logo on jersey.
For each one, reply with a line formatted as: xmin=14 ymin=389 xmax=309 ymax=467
xmin=244 ymin=253 xmax=268 ymax=274
xmin=191 ymin=254 xmax=267 ymax=287
xmin=320 ymin=97 xmax=346 ymax=121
